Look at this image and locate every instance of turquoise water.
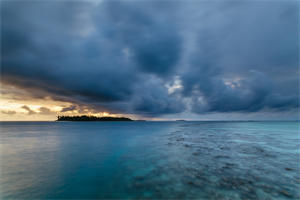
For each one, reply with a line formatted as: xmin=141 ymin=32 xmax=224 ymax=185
xmin=0 ymin=121 xmax=299 ymax=199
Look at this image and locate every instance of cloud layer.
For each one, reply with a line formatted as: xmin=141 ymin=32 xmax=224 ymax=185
xmin=1 ymin=1 xmax=299 ymax=118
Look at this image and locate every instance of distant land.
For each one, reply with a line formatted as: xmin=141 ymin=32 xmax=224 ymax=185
xmin=57 ymin=115 xmax=133 ymax=121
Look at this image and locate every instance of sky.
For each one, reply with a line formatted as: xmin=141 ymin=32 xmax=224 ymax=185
xmin=0 ymin=0 xmax=299 ymax=121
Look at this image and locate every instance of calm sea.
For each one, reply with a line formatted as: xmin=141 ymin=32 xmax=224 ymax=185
xmin=0 ymin=121 xmax=299 ymax=199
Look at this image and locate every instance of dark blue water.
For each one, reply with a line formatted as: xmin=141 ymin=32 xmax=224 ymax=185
xmin=0 ymin=121 xmax=299 ymax=199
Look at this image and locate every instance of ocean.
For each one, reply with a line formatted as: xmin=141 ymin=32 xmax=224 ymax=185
xmin=0 ymin=121 xmax=299 ymax=199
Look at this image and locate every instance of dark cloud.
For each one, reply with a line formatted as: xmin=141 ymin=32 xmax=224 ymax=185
xmin=131 ymin=77 xmax=185 ymax=115
xmin=1 ymin=1 xmax=299 ymax=118
xmin=38 ymin=107 xmax=55 ymax=115
xmin=20 ymin=105 xmax=55 ymax=115
xmin=21 ymin=105 xmax=36 ymax=115
xmin=61 ymin=105 xmax=77 ymax=112
xmin=104 ymin=1 xmax=182 ymax=76
xmin=1 ymin=110 xmax=17 ymax=115
xmin=180 ymin=2 xmax=299 ymax=114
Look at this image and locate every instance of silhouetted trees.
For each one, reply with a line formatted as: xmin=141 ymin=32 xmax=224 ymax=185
xmin=57 ymin=115 xmax=132 ymax=121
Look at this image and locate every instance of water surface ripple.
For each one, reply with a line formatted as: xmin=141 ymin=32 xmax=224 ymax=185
xmin=0 ymin=121 xmax=299 ymax=199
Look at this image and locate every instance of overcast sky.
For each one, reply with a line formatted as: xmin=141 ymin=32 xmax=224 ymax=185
xmin=1 ymin=0 xmax=299 ymax=120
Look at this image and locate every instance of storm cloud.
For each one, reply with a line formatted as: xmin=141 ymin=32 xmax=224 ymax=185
xmin=1 ymin=1 xmax=299 ymax=118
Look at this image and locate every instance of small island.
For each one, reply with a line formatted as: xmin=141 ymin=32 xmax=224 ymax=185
xmin=57 ymin=115 xmax=133 ymax=121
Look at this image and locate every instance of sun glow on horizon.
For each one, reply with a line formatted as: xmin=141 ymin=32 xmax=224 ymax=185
xmin=0 ymin=87 xmax=128 ymax=121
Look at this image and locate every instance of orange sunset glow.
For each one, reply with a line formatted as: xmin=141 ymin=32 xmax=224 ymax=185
xmin=0 ymin=84 xmax=127 ymax=121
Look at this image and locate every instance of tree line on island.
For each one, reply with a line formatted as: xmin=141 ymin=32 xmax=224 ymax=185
xmin=57 ymin=115 xmax=133 ymax=121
